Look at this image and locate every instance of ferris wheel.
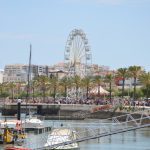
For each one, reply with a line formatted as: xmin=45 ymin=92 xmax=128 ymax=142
xmin=64 ymin=29 xmax=92 ymax=101
xmin=64 ymin=29 xmax=92 ymax=78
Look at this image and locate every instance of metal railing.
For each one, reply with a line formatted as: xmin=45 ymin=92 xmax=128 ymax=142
xmin=33 ymin=110 xmax=150 ymax=150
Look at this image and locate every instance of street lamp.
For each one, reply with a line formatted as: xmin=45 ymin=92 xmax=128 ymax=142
xmin=17 ymin=99 xmax=22 ymax=120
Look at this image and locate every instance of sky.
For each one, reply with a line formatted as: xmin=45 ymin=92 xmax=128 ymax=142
xmin=0 ymin=0 xmax=150 ymax=71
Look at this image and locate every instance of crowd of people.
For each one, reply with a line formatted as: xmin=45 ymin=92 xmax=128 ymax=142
xmin=1 ymin=97 xmax=149 ymax=107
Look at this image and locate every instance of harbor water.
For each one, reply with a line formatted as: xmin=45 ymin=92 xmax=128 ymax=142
xmin=0 ymin=119 xmax=150 ymax=150
xmin=26 ymin=120 xmax=150 ymax=150
xmin=79 ymin=128 xmax=150 ymax=150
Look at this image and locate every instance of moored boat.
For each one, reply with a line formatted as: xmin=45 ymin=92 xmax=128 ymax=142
xmin=5 ymin=146 xmax=31 ymax=150
xmin=0 ymin=120 xmax=26 ymax=144
xmin=44 ymin=128 xmax=79 ymax=150
xmin=22 ymin=115 xmax=44 ymax=128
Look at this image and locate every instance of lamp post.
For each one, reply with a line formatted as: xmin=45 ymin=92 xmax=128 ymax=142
xmin=17 ymin=99 xmax=21 ymax=120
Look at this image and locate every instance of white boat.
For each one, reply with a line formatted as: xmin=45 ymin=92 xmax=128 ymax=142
xmin=22 ymin=115 xmax=44 ymax=128
xmin=0 ymin=120 xmax=17 ymax=129
xmin=44 ymin=128 xmax=79 ymax=150
xmin=0 ymin=120 xmax=22 ymax=129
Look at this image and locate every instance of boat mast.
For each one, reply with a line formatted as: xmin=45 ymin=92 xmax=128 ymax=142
xmin=26 ymin=44 xmax=32 ymax=115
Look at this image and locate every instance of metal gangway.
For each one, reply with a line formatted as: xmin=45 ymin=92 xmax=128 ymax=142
xmin=33 ymin=110 xmax=150 ymax=150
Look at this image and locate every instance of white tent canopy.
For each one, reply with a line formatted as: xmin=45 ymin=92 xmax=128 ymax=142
xmin=90 ymin=86 xmax=109 ymax=95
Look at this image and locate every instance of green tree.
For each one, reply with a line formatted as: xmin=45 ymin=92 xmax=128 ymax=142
xmin=139 ymin=72 xmax=150 ymax=99
xmin=116 ymin=68 xmax=128 ymax=98
xmin=72 ymin=75 xmax=81 ymax=100
xmin=128 ymin=66 xmax=142 ymax=101
xmin=0 ymin=83 xmax=9 ymax=99
xmin=7 ymin=82 xmax=16 ymax=102
xmin=82 ymin=76 xmax=92 ymax=100
xmin=60 ymin=77 xmax=71 ymax=101
xmin=105 ymin=74 xmax=114 ymax=103
xmin=16 ymin=82 xmax=24 ymax=99
xmin=0 ymin=83 xmax=4 ymax=96
xmin=37 ymin=75 xmax=49 ymax=102
xmin=31 ymin=80 xmax=38 ymax=101
xmin=93 ymin=75 xmax=103 ymax=97
xmin=50 ymin=75 xmax=59 ymax=103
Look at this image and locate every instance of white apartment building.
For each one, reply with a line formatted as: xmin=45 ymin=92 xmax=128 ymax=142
xmin=38 ymin=65 xmax=49 ymax=76
xmin=3 ymin=63 xmax=112 ymax=82
xmin=91 ymin=64 xmax=110 ymax=77
xmin=3 ymin=64 xmax=39 ymax=82
xmin=0 ymin=69 xmax=4 ymax=83
xmin=53 ymin=62 xmax=65 ymax=71
xmin=3 ymin=64 xmax=27 ymax=82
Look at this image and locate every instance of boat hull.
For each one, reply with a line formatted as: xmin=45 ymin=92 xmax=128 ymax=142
xmin=46 ymin=148 xmax=80 ymax=150
xmin=5 ymin=147 xmax=31 ymax=150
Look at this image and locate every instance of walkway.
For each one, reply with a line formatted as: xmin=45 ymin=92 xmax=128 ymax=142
xmin=33 ymin=110 xmax=150 ymax=150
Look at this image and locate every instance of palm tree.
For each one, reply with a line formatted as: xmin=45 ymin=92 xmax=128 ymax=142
xmin=116 ymin=68 xmax=128 ymax=98
xmin=0 ymin=83 xmax=4 ymax=96
xmin=60 ymin=77 xmax=71 ymax=101
xmin=105 ymin=74 xmax=114 ymax=103
xmin=0 ymin=82 xmax=9 ymax=99
xmin=37 ymin=75 xmax=49 ymax=102
xmin=50 ymin=75 xmax=59 ymax=103
xmin=128 ymin=66 xmax=142 ymax=101
xmin=31 ymin=80 xmax=38 ymax=102
xmin=72 ymin=75 xmax=81 ymax=100
xmin=7 ymin=82 xmax=16 ymax=102
xmin=16 ymin=82 xmax=22 ymax=99
xmin=82 ymin=76 xmax=92 ymax=100
xmin=93 ymin=75 xmax=103 ymax=97
xmin=139 ymin=72 xmax=150 ymax=99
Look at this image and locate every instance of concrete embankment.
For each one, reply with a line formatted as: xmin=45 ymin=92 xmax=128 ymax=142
xmin=0 ymin=104 xmax=94 ymax=116
xmin=1 ymin=104 xmax=150 ymax=123
xmin=0 ymin=104 xmax=115 ymax=119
